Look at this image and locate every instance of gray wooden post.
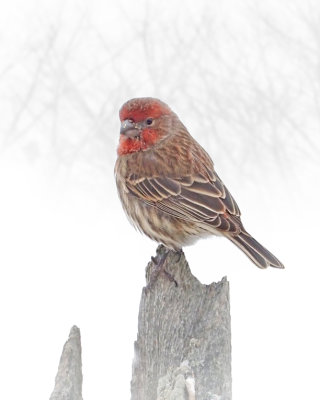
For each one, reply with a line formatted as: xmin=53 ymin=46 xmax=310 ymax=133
xmin=49 ymin=326 xmax=83 ymax=400
xmin=131 ymin=245 xmax=232 ymax=400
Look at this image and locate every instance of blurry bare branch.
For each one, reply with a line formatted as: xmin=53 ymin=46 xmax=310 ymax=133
xmin=1 ymin=0 xmax=320 ymax=186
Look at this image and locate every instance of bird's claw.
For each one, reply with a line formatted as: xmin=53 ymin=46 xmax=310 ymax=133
xmin=146 ymin=249 xmax=178 ymax=289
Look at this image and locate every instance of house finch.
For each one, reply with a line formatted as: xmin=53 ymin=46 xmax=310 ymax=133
xmin=115 ymin=97 xmax=284 ymax=269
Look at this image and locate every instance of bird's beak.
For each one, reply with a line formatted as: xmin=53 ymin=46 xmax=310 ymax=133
xmin=120 ymin=120 xmax=140 ymax=138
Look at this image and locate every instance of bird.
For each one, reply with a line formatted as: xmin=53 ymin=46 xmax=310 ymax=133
xmin=114 ymin=97 xmax=284 ymax=270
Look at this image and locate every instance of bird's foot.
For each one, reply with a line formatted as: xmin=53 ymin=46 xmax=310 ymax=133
xmin=147 ymin=248 xmax=178 ymax=289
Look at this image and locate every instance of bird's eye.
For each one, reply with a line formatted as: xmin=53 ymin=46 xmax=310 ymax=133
xmin=146 ymin=118 xmax=153 ymax=125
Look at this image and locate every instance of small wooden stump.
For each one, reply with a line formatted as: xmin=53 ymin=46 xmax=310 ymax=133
xmin=50 ymin=326 xmax=83 ymax=400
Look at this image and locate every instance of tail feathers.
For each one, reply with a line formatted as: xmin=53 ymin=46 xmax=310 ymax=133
xmin=228 ymin=232 xmax=284 ymax=269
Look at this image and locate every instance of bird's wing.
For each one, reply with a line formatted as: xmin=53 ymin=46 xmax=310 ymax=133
xmin=125 ymin=171 xmax=242 ymax=234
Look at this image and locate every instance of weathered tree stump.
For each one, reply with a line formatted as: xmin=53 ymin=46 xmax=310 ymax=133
xmin=131 ymin=245 xmax=232 ymax=400
xmin=50 ymin=326 xmax=83 ymax=400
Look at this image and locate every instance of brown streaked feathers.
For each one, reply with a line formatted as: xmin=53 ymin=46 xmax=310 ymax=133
xmin=115 ymin=97 xmax=284 ymax=269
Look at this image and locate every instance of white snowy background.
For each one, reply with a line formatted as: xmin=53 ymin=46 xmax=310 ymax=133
xmin=0 ymin=0 xmax=319 ymax=399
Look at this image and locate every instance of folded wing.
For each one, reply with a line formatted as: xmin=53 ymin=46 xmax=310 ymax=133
xmin=126 ymin=171 xmax=242 ymax=234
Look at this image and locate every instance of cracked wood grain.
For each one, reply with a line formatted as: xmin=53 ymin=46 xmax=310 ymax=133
xmin=131 ymin=245 xmax=232 ymax=400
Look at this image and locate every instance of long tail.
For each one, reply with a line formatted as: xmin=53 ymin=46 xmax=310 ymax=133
xmin=228 ymin=231 xmax=284 ymax=269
